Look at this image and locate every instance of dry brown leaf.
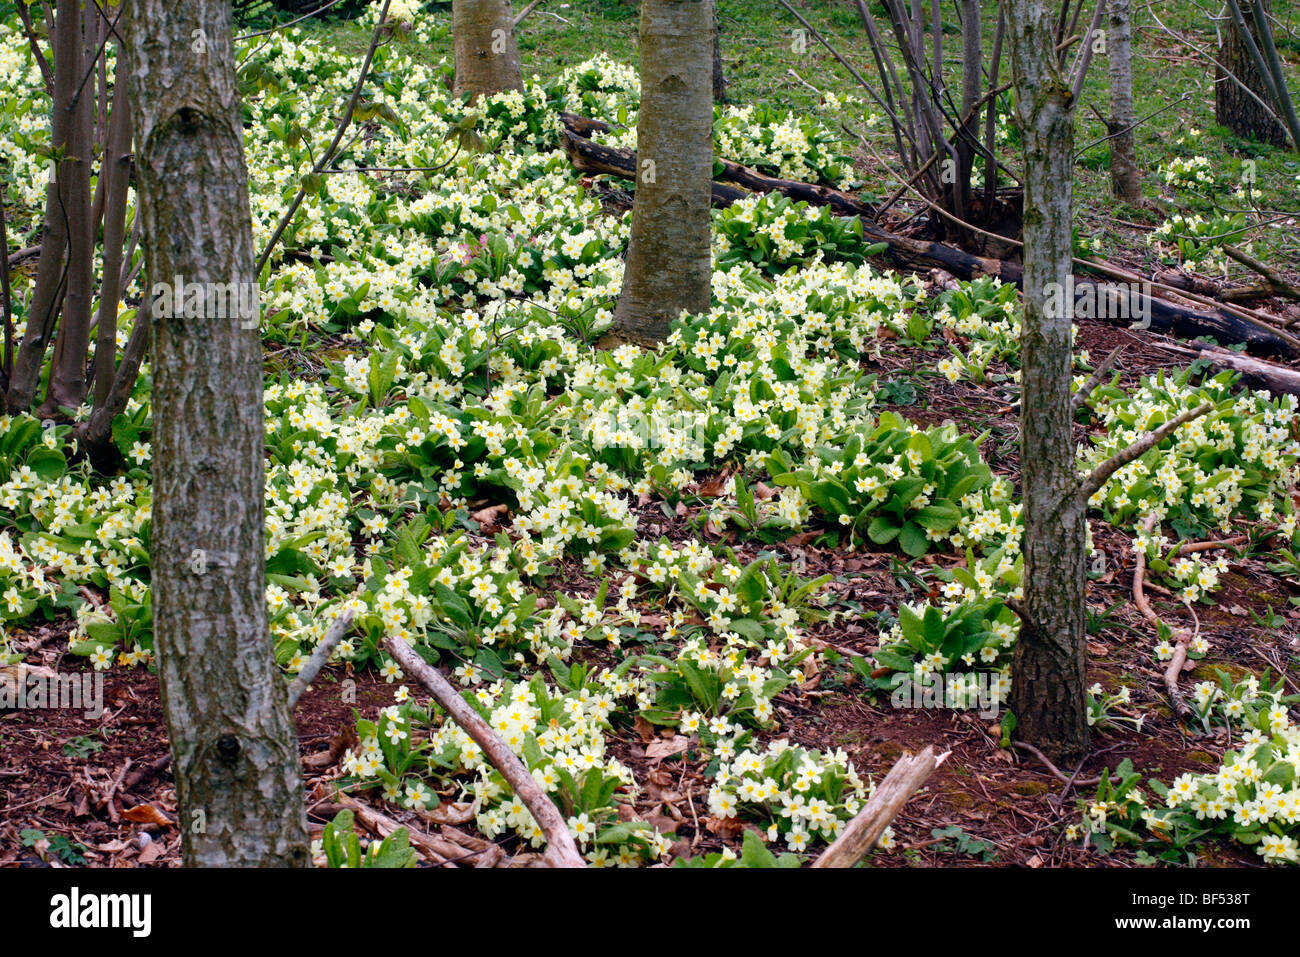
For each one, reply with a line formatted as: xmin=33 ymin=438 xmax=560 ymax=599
xmin=632 ymin=715 xmax=657 ymax=744
xmin=704 ymin=815 xmax=743 ymax=840
xmin=694 ymin=466 xmax=736 ymax=498
xmin=121 ymin=803 xmax=174 ymax=829
xmin=469 ymin=503 xmax=509 ymax=532
xmin=646 ymin=813 xmax=678 ymax=835
xmin=137 ymin=839 xmax=166 ymax=865
xmin=645 ymin=736 xmax=689 ymax=760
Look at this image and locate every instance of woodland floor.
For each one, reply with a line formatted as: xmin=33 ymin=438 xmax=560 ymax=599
xmin=6 ymin=0 xmax=1300 ymax=870
xmin=4 ymin=314 xmax=1298 ymax=869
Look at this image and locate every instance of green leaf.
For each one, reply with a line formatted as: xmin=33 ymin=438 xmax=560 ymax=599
xmin=25 ymin=447 xmax=67 ymax=482
xmin=868 ymin=515 xmax=902 ymax=544
xmin=898 ymin=521 xmax=929 ymax=557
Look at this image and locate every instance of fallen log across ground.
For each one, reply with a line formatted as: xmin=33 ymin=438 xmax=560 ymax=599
xmin=1155 ymin=340 xmax=1300 ymax=398
xmin=559 ymin=120 xmax=1300 ymax=360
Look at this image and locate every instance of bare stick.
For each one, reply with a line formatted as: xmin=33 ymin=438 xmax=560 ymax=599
xmin=1132 ymin=516 xmax=1194 ymax=717
xmin=1069 ymin=0 xmax=1107 ymax=101
xmin=382 ymin=634 xmax=585 ymax=867
xmin=1144 ymin=0 xmax=1288 ymax=130
xmin=775 ymin=0 xmax=922 ymax=159
xmin=235 ymin=0 xmax=353 ymax=42
xmin=15 ymin=2 xmax=54 ymax=95
xmin=1074 ymin=403 xmax=1213 ymax=510
xmin=513 ymin=0 xmax=544 ymax=27
xmin=1132 ymin=516 xmax=1162 ymax=627
xmin=1223 ymin=245 xmax=1300 ymax=301
xmin=1168 ymin=535 xmax=1247 ymax=559
xmin=334 ymin=794 xmax=462 ymax=866
xmin=810 ymin=746 xmax=945 ymax=868
xmin=1012 ymin=741 xmax=1102 ymax=787
xmin=286 ymin=608 xmax=356 ymax=708
xmin=1070 ymin=344 xmax=1125 ymax=415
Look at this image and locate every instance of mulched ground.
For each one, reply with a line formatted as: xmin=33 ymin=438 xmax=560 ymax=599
xmin=3 ymin=318 xmax=1299 ymax=868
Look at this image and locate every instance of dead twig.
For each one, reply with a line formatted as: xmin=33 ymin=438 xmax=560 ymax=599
xmin=1133 ymin=516 xmax=1194 ymax=718
xmin=382 ymin=634 xmax=586 ymax=867
xmin=1012 ymin=742 xmax=1102 ymax=787
xmin=286 ymin=608 xmax=356 ymax=708
xmin=1070 ymin=345 xmax=1125 ymax=416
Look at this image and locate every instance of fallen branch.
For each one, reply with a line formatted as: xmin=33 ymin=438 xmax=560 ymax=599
xmin=1133 ymin=515 xmax=1194 ymax=718
xmin=382 ymin=634 xmax=586 ymax=867
xmin=1070 ymin=344 xmax=1125 ymax=416
xmin=1167 ymin=535 xmax=1248 ymax=560
xmin=1157 ymin=340 xmax=1300 ymax=399
xmin=562 ymin=129 xmax=750 ymax=208
xmin=333 ymin=794 xmax=464 ymax=867
xmin=438 ymin=824 xmax=504 ymax=868
xmin=513 ymin=0 xmax=544 ymax=27
xmin=286 ymin=608 xmax=356 ymax=708
xmin=1222 ymin=245 xmax=1300 ymax=302
xmin=810 ymin=746 xmax=945 ymax=868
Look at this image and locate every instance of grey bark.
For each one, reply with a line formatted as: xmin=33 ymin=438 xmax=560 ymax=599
xmin=125 ymin=0 xmax=310 ymax=867
xmin=1105 ymin=0 xmax=1140 ymax=203
xmin=453 ymin=0 xmax=524 ymax=99
xmin=610 ymin=0 xmax=714 ymax=346
xmin=1004 ymin=0 xmax=1090 ymax=763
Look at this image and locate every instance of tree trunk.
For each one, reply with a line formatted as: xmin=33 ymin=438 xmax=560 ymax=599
xmin=453 ymin=0 xmax=524 ymax=99
xmin=43 ymin=0 xmax=97 ymax=416
xmin=1105 ymin=0 xmax=1141 ymax=203
xmin=609 ymin=0 xmax=714 ymax=346
xmin=125 ymin=0 xmax=310 ymax=867
xmin=4 ymin=0 xmax=80 ymax=414
xmin=956 ymin=0 xmax=981 ymax=221
xmin=1004 ymin=0 xmax=1090 ymax=764
xmin=90 ymin=69 xmax=134 ymax=411
xmin=1216 ymin=0 xmax=1289 ymax=148
xmin=712 ymin=4 xmax=726 ymax=103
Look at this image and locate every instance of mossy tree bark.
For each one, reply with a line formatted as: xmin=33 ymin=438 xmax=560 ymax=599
xmin=453 ymin=0 xmax=524 ymax=99
xmin=610 ymin=0 xmax=714 ymax=346
xmin=1004 ymin=0 xmax=1090 ymax=763
xmin=125 ymin=0 xmax=310 ymax=867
